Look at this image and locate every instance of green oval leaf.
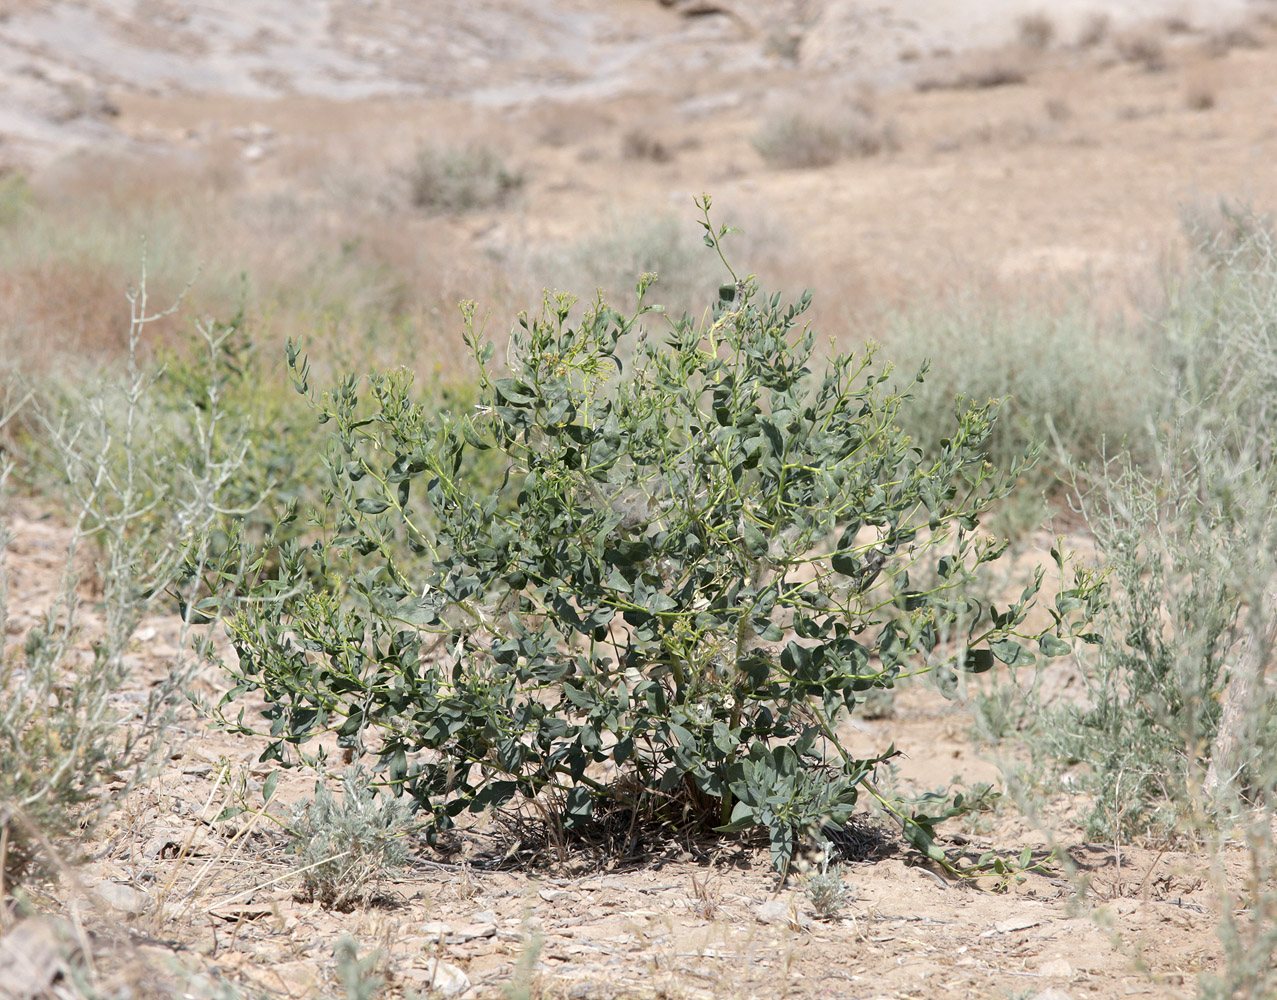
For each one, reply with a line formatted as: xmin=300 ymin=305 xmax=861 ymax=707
xmin=958 ymin=648 xmax=995 ymax=673
xmin=743 ymin=522 xmax=768 ymax=558
xmin=990 ymin=639 xmax=1035 ymax=668
xmin=461 ymin=416 xmax=491 ymax=450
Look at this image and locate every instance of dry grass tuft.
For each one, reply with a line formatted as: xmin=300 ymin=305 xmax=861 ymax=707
xmin=621 ymin=128 xmax=673 ymax=163
xmin=1044 ymin=96 xmax=1073 ymax=122
xmin=764 ymin=27 xmax=802 ymax=62
xmin=1076 ymin=12 xmax=1111 ymax=48
xmin=1115 ymin=26 xmax=1168 ymax=72
xmin=0 ymin=165 xmax=203 ymax=372
xmin=1185 ymin=75 xmax=1217 ymax=111
xmin=0 ymin=150 xmax=535 ymax=381
xmin=1017 ymin=12 xmax=1056 ymax=51
xmin=1202 ymin=24 xmax=1265 ymax=58
xmin=753 ymin=105 xmax=897 ymax=169
xmin=532 ymin=104 xmax=616 ymax=149
xmin=917 ymin=50 xmax=1028 ymax=91
xmin=753 ymin=113 xmax=844 ymax=169
xmin=405 ymin=144 xmax=523 ymax=214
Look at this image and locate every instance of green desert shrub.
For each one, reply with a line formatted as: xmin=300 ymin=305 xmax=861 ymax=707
xmin=0 ymin=172 xmax=31 ymax=227
xmin=149 ymin=305 xmax=329 ymax=555
xmin=1034 ymin=450 xmax=1248 ymax=843
xmin=218 ymin=200 xmax=1101 ymax=874
xmin=12 ymin=296 xmax=338 ymax=613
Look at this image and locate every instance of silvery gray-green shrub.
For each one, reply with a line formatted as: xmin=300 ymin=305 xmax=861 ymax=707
xmin=803 ymin=850 xmax=855 ymax=919
xmin=289 ymin=767 xmax=411 ymax=910
xmin=220 ymin=198 xmax=1102 ymax=873
xmin=1 ymin=271 xmax=253 ymax=885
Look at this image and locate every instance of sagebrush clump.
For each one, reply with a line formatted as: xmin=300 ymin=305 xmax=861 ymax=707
xmin=1026 ymin=208 xmax=1277 ymax=846
xmin=544 ymin=213 xmax=727 ymax=323
xmin=0 ymin=270 xmax=251 ymax=885
xmin=289 ymin=767 xmax=411 ymax=910
xmin=753 ymin=108 xmax=896 ymax=169
xmin=803 ymin=848 xmax=855 ymax=918
xmin=406 ymin=144 xmax=523 ymax=214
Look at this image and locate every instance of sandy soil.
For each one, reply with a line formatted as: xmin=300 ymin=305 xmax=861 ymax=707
xmin=4 ymin=2 xmax=1277 ymax=997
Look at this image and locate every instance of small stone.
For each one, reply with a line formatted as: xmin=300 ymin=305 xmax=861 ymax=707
xmin=271 ymin=959 xmax=320 ymax=993
xmin=991 ymin=914 xmax=1040 ymax=934
xmin=142 ymin=833 xmax=181 ymax=859
xmin=1029 ymin=989 xmax=1074 ymax=1000
xmin=453 ymin=922 xmax=495 ymax=941
xmin=1039 ymin=958 xmax=1072 ymax=977
xmin=407 ymin=959 xmax=468 ymax=996
xmin=142 ymin=826 xmax=210 ymax=859
xmin=755 ymin=898 xmax=811 ymax=930
xmin=93 ymin=882 xmax=153 ymax=915
xmin=756 ymin=899 xmax=788 ymax=924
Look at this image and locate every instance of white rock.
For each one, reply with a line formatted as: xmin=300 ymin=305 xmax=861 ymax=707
xmin=93 ymin=882 xmax=153 ymax=915
xmin=755 ymin=898 xmax=811 ymax=930
xmin=990 ymin=914 xmax=1040 ymax=934
xmin=418 ymin=958 xmax=469 ymax=996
